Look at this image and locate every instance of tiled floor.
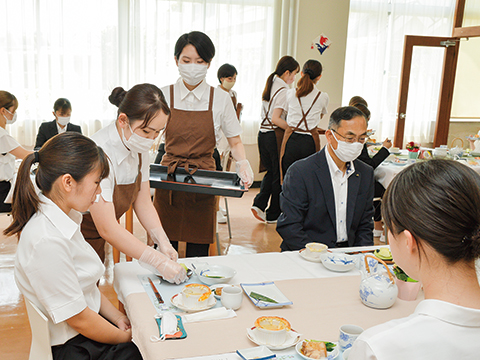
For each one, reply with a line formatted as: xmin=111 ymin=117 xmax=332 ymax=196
xmin=0 ymin=188 xmax=284 ymax=360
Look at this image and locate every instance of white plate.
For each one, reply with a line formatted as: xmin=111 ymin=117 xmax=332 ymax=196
xmin=246 ymin=327 xmax=301 ymax=350
xmin=299 ymin=248 xmax=322 ymax=263
xmin=241 ymin=282 xmax=293 ymax=308
xmin=170 ymin=293 xmax=216 ymax=312
xmin=320 ymin=253 xmax=356 ymax=272
xmin=210 ymin=284 xmax=235 ymax=299
xmin=236 ymin=346 xmax=275 ymax=360
xmin=194 ymin=264 xmax=237 ymax=285
xmin=295 ymin=341 xmax=339 ymax=360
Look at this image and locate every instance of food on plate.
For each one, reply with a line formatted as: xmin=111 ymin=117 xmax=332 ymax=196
xmin=301 ymin=340 xmax=336 ymax=359
xmin=182 ymin=283 xmax=211 ymax=302
xmin=250 ymin=291 xmax=278 ymax=303
xmin=214 ymin=287 xmax=223 ymax=296
xmin=374 ymin=248 xmax=392 ymax=260
xmin=255 ymin=316 xmax=291 ymax=331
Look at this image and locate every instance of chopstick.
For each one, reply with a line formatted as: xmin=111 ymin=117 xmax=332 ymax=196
xmin=148 ymin=278 xmax=164 ymax=304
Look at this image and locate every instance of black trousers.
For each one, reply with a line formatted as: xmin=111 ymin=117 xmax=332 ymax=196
xmin=374 ymin=181 xmax=385 ymax=222
xmin=253 ymin=131 xmax=282 ymax=221
xmin=155 ymin=144 xmax=223 ymax=171
xmin=52 ymin=333 xmax=142 ymax=360
xmin=171 ymin=241 xmax=210 ymax=257
xmin=281 ymin=133 xmax=316 ymax=178
xmin=0 ymin=181 xmax=12 ymax=213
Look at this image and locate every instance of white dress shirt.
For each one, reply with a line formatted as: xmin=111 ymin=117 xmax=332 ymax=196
xmin=260 ymin=76 xmax=289 ymax=132
xmin=56 ymin=121 xmax=67 ymax=134
xmin=286 ymin=88 xmax=329 ymax=134
xmin=0 ymin=127 xmax=20 ymax=182
xmin=91 ymin=121 xmax=150 ymax=202
xmin=15 ymin=194 xmax=104 ymax=346
xmin=349 ymin=299 xmax=480 ymax=360
xmin=161 ymin=78 xmax=242 ymax=145
xmin=325 ymin=147 xmax=355 ymax=244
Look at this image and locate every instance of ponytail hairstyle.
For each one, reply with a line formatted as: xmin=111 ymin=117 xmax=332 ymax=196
xmin=4 ymin=132 xmax=110 ymax=238
xmin=349 ymin=96 xmax=370 ymax=120
xmin=0 ymin=91 xmax=18 ymax=111
xmin=296 ymin=59 xmax=322 ymax=98
xmin=382 ymin=159 xmax=480 ymax=264
xmin=262 ymin=56 xmax=300 ymax=101
xmin=108 ymin=83 xmax=170 ymax=129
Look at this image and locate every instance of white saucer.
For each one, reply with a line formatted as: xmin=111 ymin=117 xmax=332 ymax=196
xmin=170 ymin=293 xmax=216 ymax=312
xmin=246 ymin=327 xmax=301 ymax=350
xmin=299 ymin=248 xmax=322 ymax=263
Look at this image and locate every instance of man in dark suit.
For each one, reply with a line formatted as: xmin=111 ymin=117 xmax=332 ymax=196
xmin=277 ymin=106 xmax=374 ymax=250
xmin=34 ymin=98 xmax=82 ymax=150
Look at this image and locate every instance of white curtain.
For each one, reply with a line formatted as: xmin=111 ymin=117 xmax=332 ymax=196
xmin=0 ymin=0 xmax=276 ymax=146
xmin=343 ymin=0 xmax=455 ymax=146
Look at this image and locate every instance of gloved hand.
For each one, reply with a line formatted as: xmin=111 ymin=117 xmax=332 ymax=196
xmin=138 ymin=246 xmax=187 ymax=284
xmin=235 ymin=159 xmax=254 ymax=188
xmin=149 ymin=227 xmax=178 ymax=261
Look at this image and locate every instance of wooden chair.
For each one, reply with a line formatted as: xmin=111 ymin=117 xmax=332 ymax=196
xmin=25 ymin=300 xmax=53 ymax=360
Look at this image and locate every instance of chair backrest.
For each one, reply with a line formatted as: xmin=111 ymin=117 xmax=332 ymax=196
xmin=25 ymin=299 xmax=53 ymax=360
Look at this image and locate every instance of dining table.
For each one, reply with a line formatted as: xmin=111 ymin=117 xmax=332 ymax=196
xmin=113 ymin=246 xmax=424 ymax=360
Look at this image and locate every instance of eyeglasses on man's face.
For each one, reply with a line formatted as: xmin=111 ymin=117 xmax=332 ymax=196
xmin=332 ymin=129 xmax=368 ymax=144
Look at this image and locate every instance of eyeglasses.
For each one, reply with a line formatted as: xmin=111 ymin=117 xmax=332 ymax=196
xmin=332 ymin=129 xmax=368 ymax=144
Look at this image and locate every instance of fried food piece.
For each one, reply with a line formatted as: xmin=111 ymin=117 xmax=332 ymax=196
xmin=301 ymin=340 xmax=327 ymax=359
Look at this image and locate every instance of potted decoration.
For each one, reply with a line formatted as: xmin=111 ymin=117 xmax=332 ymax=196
xmin=392 ymin=264 xmax=422 ymax=301
xmin=406 ymin=141 xmax=420 ymax=159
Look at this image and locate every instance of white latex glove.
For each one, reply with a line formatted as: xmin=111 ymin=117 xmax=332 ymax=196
xmin=149 ymin=227 xmax=178 ymax=261
xmin=138 ymin=246 xmax=187 ymax=284
xmin=235 ymin=159 xmax=254 ymax=188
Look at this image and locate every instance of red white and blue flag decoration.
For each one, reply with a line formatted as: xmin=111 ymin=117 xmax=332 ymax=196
xmin=311 ymin=34 xmax=332 ymax=55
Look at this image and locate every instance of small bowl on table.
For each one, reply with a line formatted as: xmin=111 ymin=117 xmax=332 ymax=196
xmin=320 ymin=252 xmax=356 ymax=272
xmin=195 ymin=264 xmax=236 ymax=285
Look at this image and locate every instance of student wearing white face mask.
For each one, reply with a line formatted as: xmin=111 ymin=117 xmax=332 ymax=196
xmin=277 ymin=106 xmax=374 ymax=250
xmin=0 ymin=91 xmax=32 ymax=212
xmin=153 ymin=31 xmax=254 ymax=257
xmin=81 ymin=84 xmax=187 ymax=284
xmin=34 ymin=98 xmax=82 ymax=150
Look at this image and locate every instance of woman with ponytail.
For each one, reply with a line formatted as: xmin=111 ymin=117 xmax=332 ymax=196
xmin=6 ymin=132 xmax=142 ymax=360
xmin=251 ymin=55 xmax=299 ymax=223
xmin=350 ymin=159 xmax=480 ymax=360
xmin=82 ymin=83 xmax=186 ymax=284
xmin=279 ymin=59 xmax=329 ymax=179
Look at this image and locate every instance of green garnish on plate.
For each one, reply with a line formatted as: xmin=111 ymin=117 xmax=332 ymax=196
xmin=249 ymin=291 xmax=278 ymax=303
xmin=203 ymin=275 xmax=224 ymax=278
xmin=305 ymin=340 xmax=336 ymax=352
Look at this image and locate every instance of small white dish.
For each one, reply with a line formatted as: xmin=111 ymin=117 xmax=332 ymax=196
xmin=247 ymin=327 xmax=301 ymax=350
xmin=236 ymin=346 xmax=275 ymax=360
xmin=195 ymin=264 xmax=236 ymax=285
xmin=320 ymin=252 xmax=356 ymax=272
xmin=170 ymin=293 xmax=216 ymax=312
xmin=295 ymin=341 xmax=339 ymax=360
xmin=209 ymin=283 xmax=232 ymax=299
xmin=241 ymin=282 xmax=293 ymax=308
xmin=299 ymin=248 xmax=322 ymax=263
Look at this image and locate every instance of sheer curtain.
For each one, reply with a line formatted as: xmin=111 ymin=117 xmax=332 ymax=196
xmin=343 ymin=0 xmax=455 ymax=145
xmin=0 ymin=0 xmax=275 ymax=146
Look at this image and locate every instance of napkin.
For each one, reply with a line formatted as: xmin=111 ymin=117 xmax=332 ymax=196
xmin=182 ymin=306 xmax=236 ymax=323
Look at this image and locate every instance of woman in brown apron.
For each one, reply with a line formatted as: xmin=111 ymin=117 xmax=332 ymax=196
xmin=251 ymin=56 xmax=299 ymax=224
xmin=82 ymin=84 xmax=187 ymax=284
xmin=280 ymin=60 xmax=329 ymax=180
xmin=153 ymin=31 xmax=253 ymax=258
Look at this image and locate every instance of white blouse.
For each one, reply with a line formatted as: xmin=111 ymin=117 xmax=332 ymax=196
xmin=349 ymin=299 xmax=480 ymax=360
xmin=260 ymin=76 xmax=289 ymax=132
xmin=91 ymin=121 xmax=150 ymax=202
xmin=286 ymin=88 xmax=329 ymax=133
xmin=161 ymin=78 xmax=242 ymax=145
xmin=15 ymin=194 xmax=104 ymax=346
xmin=0 ymin=127 xmax=20 ymax=182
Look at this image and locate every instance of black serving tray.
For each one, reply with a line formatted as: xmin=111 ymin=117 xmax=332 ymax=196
xmin=149 ymin=164 xmax=246 ymax=198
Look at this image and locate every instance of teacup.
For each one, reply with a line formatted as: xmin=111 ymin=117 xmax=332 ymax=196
xmin=181 ymin=283 xmax=211 ymax=309
xmin=305 ymin=242 xmax=328 ymax=259
xmin=338 ymin=324 xmax=364 ymax=351
xmin=221 ymin=285 xmax=243 ymax=310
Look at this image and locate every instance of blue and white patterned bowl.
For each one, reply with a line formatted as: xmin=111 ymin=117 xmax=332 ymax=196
xmin=320 ymin=252 xmax=356 ymax=272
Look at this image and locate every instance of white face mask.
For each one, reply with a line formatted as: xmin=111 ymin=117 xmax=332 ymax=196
xmin=330 ymin=131 xmax=363 ymax=163
xmin=121 ymin=123 xmax=155 ymax=153
xmin=57 ymin=116 xmax=70 ymax=126
xmin=4 ymin=109 xmax=17 ymax=125
xmin=222 ymin=80 xmax=235 ymax=91
xmin=178 ymin=63 xmax=208 ymax=86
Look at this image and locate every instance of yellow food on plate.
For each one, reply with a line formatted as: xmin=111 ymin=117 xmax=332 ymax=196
xmin=374 ymin=248 xmax=392 ymax=260
xmin=255 ymin=316 xmax=291 ymax=331
xmin=301 ymin=340 xmax=327 ymax=359
xmin=214 ymin=287 xmax=223 ymax=296
xmin=182 ymin=283 xmax=211 ymax=302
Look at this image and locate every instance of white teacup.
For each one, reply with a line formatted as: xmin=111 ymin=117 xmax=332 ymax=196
xmin=305 ymin=242 xmax=328 ymax=259
xmin=338 ymin=324 xmax=364 ymax=351
xmin=221 ymin=285 xmax=243 ymax=310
